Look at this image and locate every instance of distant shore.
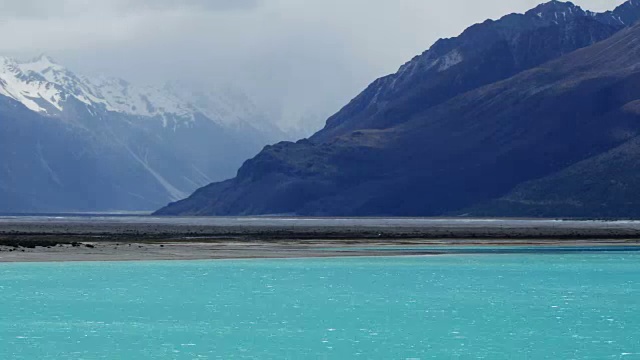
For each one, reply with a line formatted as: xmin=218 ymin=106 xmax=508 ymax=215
xmin=1 ymin=218 xmax=640 ymax=262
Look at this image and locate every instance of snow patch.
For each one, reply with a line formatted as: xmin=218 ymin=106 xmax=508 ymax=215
xmin=0 ymin=56 xmax=64 ymax=113
xmin=438 ymin=50 xmax=463 ymax=72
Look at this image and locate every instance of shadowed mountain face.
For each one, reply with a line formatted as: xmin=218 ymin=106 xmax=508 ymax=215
xmin=0 ymin=96 xmax=262 ymax=212
xmin=312 ymin=1 xmax=639 ymax=142
xmin=157 ymin=1 xmax=640 ymax=217
xmin=469 ymin=136 xmax=640 ymax=218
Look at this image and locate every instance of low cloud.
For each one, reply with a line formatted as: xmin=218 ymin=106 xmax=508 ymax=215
xmin=0 ymin=0 xmax=260 ymax=19
xmin=0 ymin=0 xmax=629 ymax=133
xmin=114 ymin=0 xmax=261 ymax=13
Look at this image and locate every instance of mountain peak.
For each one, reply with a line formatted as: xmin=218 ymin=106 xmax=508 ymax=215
xmin=605 ymin=0 xmax=640 ymax=25
xmin=616 ymin=0 xmax=640 ymax=10
xmin=33 ymin=54 xmax=57 ymax=64
xmin=524 ymin=1 xmax=585 ymax=21
xmin=19 ymin=54 xmax=64 ymax=73
xmin=528 ymin=0 xmax=577 ymax=11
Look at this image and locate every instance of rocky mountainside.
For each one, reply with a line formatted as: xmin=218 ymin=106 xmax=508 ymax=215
xmin=0 ymin=56 xmax=281 ymax=212
xmin=157 ymin=1 xmax=640 ymax=218
xmin=312 ymin=0 xmax=640 ymax=142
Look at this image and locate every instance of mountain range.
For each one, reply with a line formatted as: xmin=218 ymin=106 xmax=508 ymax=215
xmin=157 ymin=0 xmax=640 ymax=218
xmin=0 ymin=56 xmax=282 ymax=212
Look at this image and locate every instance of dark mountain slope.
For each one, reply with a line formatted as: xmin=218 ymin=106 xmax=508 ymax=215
xmin=311 ymin=1 xmax=639 ymax=143
xmin=597 ymin=0 xmax=640 ymax=26
xmin=157 ymin=22 xmax=640 ymax=216
xmin=468 ymin=131 xmax=640 ymax=218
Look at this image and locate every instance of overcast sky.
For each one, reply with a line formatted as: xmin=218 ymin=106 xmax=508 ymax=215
xmin=0 ymin=0 xmax=628 ymax=133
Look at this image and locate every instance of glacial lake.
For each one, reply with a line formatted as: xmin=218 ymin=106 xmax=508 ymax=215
xmin=1 ymin=250 xmax=639 ymax=359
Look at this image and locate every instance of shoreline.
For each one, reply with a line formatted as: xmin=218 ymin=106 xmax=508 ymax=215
xmin=1 ymin=239 xmax=639 ymax=263
xmin=2 ymin=218 xmax=640 ymax=262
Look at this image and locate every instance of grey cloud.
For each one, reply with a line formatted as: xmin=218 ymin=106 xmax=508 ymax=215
xmin=0 ymin=0 xmax=64 ymax=18
xmin=0 ymin=0 xmax=630 ymax=133
xmin=0 ymin=0 xmax=260 ymax=19
xmin=113 ymin=0 xmax=261 ymax=13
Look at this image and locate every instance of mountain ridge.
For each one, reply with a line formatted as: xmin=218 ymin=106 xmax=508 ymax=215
xmin=0 ymin=55 xmax=283 ymax=212
xmin=0 ymin=54 xmax=284 ymax=137
xmin=311 ymin=0 xmax=639 ymax=143
xmin=156 ymin=1 xmax=640 ymax=217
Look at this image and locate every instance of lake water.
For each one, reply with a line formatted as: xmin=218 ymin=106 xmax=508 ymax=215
xmin=1 ymin=251 xmax=639 ymax=359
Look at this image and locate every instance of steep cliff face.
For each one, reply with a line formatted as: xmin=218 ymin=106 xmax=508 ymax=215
xmin=157 ymin=2 xmax=640 ymax=217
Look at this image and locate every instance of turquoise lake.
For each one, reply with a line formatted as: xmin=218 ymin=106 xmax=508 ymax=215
xmin=1 ymin=250 xmax=639 ymax=359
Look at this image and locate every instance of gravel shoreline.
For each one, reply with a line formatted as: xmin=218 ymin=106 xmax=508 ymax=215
xmin=2 ymin=218 xmax=640 ymax=262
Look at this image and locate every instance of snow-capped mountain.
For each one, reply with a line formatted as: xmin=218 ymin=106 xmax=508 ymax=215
xmin=163 ymin=81 xmax=281 ymax=136
xmin=0 ymin=55 xmax=283 ymax=135
xmin=0 ymin=55 xmax=282 ymax=212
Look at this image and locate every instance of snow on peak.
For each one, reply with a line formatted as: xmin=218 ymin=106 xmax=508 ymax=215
xmin=0 ymin=56 xmax=65 ymax=113
xmin=19 ymin=55 xmax=64 ymax=73
xmin=0 ymin=54 xmax=200 ymax=122
xmin=89 ymin=75 xmax=196 ymax=119
xmin=0 ymin=54 xmax=279 ymax=134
